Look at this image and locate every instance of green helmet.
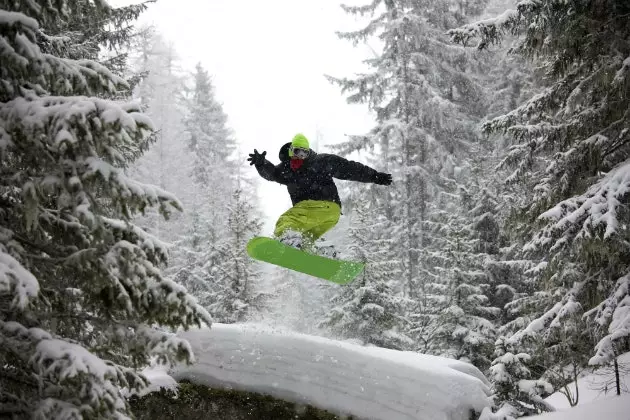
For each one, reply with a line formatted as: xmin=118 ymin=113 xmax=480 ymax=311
xmin=289 ymin=133 xmax=310 ymax=157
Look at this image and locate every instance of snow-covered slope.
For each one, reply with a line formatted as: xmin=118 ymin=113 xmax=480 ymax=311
xmin=533 ymin=394 xmax=629 ymax=420
xmin=172 ymin=323 xmax=492 ymax=420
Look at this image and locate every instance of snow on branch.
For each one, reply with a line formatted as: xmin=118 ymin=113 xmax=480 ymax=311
xmin=508 ymin=302 xmax=562 ymax=344
xmin=0 ymin=10 xmax=128 ymax=101
xmin=102 ymin=217 xmax=171 ymax=261
xmin=507 ymin=281 xmax=585 ymax=346
xmin=0 ymin=10 xmax=39 ymax=30
xmin=325 ymin=72 xmax=380 ymax=104
xmin=102 ymin=239 xmax=212 ymax=328
xmin=136 ymin=325 xmax=198 ymax=365
xmin=335 ymin=11 xmax=386 ymax=46
xmin=482 ymin=88 xmax=557 ymax=137
xmin=85 ymin=157 xmax=182 ymax=218
xmin=587 ymin=273 xmax=630 ymax=365
xmin=0 ymin=320 xmax=144 ymax=418
xmin=614 ymin=56 xmax=630 ymax=84
xmin=340 ymin=0 xmax=381 ymax=17
xmin=327 ymin=133 xmax=374 ymax=156
xmin=448 ymin=8 xmax=520 ymax=49
xmin=0 ymin=320 xmax=52 ymax=352
xmin=0 ymin=95 xmax=153 ymax=162
xmin=0 ymin=94 xmax=182 ymax=226
xmin=489 ymin=351 xmax=531 ymax=383
xmin=0 ymin=243 xmax=39 ymax=310
xmin=31 ymin=336 xmax=144 ymax=419
xmin=534 ymin=159 xmax=630 ymax=247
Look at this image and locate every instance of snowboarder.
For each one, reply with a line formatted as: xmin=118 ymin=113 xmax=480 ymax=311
xmin=247 ymin=133 xmax=392 ymax=254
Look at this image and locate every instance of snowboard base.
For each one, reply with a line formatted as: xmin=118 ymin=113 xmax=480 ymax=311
xmin=246 ymin=236 xmax=364 ymax=284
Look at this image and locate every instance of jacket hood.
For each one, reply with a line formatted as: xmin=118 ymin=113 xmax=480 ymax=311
xmin=279 ymin=142 xmax=291 ymax=162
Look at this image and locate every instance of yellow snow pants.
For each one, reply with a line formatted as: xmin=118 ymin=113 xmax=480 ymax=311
xmin=274 ymin=200 xmax=341 ymax=243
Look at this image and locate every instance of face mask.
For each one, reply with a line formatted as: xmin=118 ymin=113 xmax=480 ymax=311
xmin=290 ymin=159 xmax=304 ymax=171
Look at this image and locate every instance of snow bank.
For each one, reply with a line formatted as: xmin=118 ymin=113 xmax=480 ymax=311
xmin=533 ymin=394 xmax=630 ymax=420
xmin=172 ymin=323 xmax=492 ymax=420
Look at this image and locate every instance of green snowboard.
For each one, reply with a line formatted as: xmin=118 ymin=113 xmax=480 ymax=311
xmin=246 ymin=236 xmax=364 ymax=284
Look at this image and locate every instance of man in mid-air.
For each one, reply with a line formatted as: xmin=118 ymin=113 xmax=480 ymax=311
xmin=248 ymin=133 xmax=392 ymax=255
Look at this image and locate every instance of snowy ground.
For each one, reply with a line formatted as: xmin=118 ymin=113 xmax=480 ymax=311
xmin=167 ymin=323 xmax=493 ymax=420
xmin=532 ymin=394 xmax=630 ymax=420
xmin=545 ymin=352 xmax=629 ymax=409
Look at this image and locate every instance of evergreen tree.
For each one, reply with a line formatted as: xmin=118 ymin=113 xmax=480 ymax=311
xmin=331 ymin=0 xmax=493 ymax=357
xmin=463 ymin=0 xmax=543 ymax=352
xmin=207 ymin=183 xmax=264 ymax=323
xmin=187 ymin=63 xmax=235 ymax=177
xmin=174 ymin=62 xmax=239 ymax=311
xmin=185 ymin=62 xmax=236 ymax=244
xmin=321 ymin=196 xmax=411 ymax=350
xmin=8 ymin=0 xmax=149 ymax=77
xmin=488 ymin=337 xmax=554 ymax=417
xmin=128 ymin=31 xmax=194 ymax=241
xmin=450 ymin=0 xmax=630 ymax=408
xmin=0 ymin=2 xmax=210 ymax=418
xmin=441 ymin=187 xmax=501 ymax=370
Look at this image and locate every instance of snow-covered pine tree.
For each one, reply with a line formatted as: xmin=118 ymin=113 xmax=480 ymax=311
xmin=20 ymin=0 xmax=149 ymax=72
xmin=173 ymin=63 xmax=252 ymax=322
xmin=172 ymin=62 xmax=239 ymax=312
xmin=126 ymin=31 xmax=214 ymax=321
xmin=185 ymin=62 xmax=236 ymax=242
xmin=477 ymin=0 xmax=541 ymax=121
xmin=0 ymin=2 xmax=211 ymax=418
xmin=450 ymin=0 xmax=630 ymax=403
xmin=128 ymin=30 xmax=195 ymax=240
xmin=331 ymin=0 xmax=493 ymax=357
xmin=207 ymin=179 xmax=264 ymax=323
xmin=430 ymin=0 xmax=549 ymax=400
xmin=488 ymin=337 xmax=554 ymax=417
xmin=321 ymin=195 xmax=411 ymax=350
xmin=481 ymin=150 xmax=549 ymax=345
xmin=483 ymin=240 xmax=555 ymax=413
xmin=434 ymin=182 xmax=501 ymax=370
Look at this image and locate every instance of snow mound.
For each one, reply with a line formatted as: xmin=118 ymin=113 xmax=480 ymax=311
xmin=172 ymin=323 xmax=492 ymax=420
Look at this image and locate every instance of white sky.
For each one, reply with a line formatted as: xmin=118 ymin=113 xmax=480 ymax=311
xmin=111 ymin=0 xmax=376 ymax=232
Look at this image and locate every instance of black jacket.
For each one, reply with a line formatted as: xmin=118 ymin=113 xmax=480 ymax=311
xmin=255 ymin=142 xmax=380 ymax=208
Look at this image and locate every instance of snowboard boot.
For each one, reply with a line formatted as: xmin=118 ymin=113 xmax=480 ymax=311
xmin=277 ymin=230 xmax=304 ymax=249
xmin=314 ymin=244 xmax=338 ymax=259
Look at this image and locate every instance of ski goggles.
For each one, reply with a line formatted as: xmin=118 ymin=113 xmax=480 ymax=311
xmin=290 ymin=146 xmax=310 ymax=159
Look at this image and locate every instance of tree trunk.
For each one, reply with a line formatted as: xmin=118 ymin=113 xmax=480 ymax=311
xmin=615 ymin=357 xmax=620 ymax=396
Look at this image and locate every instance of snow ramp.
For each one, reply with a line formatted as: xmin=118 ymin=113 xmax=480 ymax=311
xmin=172 ymin=323 xmax=492 ymax=420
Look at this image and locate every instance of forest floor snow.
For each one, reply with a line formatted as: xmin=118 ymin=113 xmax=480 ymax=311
xmin=544 ymin=351 xmax=630 ymax=410
xmin=532 ymin=393 xmax=629 ymax=420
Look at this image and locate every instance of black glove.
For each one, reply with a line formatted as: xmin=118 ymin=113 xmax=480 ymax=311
xmin=247 ymin=149 xmax=267 ymax=166
xmin=374 ymin=172 xmax=392 ymax=185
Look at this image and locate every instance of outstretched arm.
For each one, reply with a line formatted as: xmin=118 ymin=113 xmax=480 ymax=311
xmin=325 ymin=154 xmax=392 ymax=185
xmin=247 ymin=149 xmax=285 ymax=184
